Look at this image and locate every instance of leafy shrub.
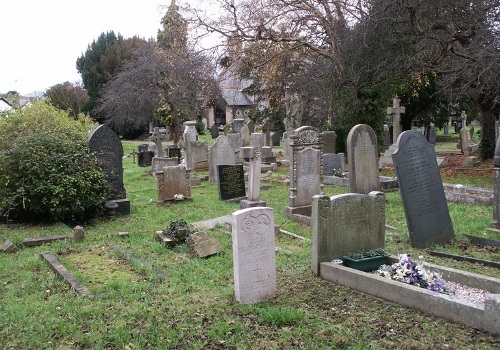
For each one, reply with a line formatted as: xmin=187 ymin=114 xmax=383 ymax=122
xmin=163 ymin=219 xmax=193 ymax=244
xmin=0 ymin=100 xmax=110 ymax=223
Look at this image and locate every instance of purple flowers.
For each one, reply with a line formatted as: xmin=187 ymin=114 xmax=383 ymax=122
xmin=377 ymin=254 xmax=448 ymax=293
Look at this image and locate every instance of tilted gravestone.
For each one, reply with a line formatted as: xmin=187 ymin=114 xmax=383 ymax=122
xmin=232 ymin=207 xmax=276 ymax=304
xmin=209 ymin=135 xmax=236 ymax=183
xmin=88 ymin=125 xmax=130 ymax=215
xmin=311 ymin=191 xmax=385 ymax=275
xmin=217 ymin=164 xmax=246 ymax=201
xmin=284 ymin=126 xmax=323 ymax=221
xmin=347 ymin=124 xmax=379 ymax=194
xmin=392 ymin=130 xmax=455 ymax=248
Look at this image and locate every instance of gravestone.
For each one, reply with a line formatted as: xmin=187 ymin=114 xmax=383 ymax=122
xmin=156 ymin=164 xmax=192 ymax=204
xmin=232 ymin=118 xmax=245 ymax=133
xmin=428 ymin=126 xmax=437 ymax=145
xmin=380 ymin=97 xmax=405 ymax=166
xmin=192 ymin=142 xmax=209 ymax=170
xmin=152 ymin=157 xmax=178 ymax=174
xmin=323 ymin=153 xmax=345 ymax=176
xmin=261 ymin=118 xmax=271 ymax=146
xmin=232 ymin=207 xmax=276 ymax=304
xmin=223 ymin=124 xmax=230 ymax=135
xmin=284 ymin=126 xmax=323 ymax=221
xmin=240 ymin=124 xmax=251 ymax=146
xmin=167 ymin=146 xmax=181 ymax=161
xmin=187 ymin=232 xmax=222 ymax=258
xmin=240 ymin=133 xmax=272 ymax=209
xmin=311 ymin=191 xmax=385 ymax=275
xmin=392 ymin=130 xmax=455 ymax=248
xmin=138 ymin=150 xmax=154 ymax=167
xmin=150 ymin=127 xmax=166 ymax=157
xmin=209 ymin=124 xmax=220 ymax=139
xmin=138 ymin=144 xmax=148 ymax=153
xmin=247 ymin=119 xmax=255 ymax=134
xmin=469 ymin=126 xmax=475 ymax=139
xmin=271 ymin=132 xmax=281 ymax=147
xmin=383 ymin=125 xmax=391 ymax=147
xmin=323 ymin=131 xmax=337 ymax=154
xmin=217 ymin=164 xmax=246 ymax=201
xmin=460 ymin=128 xmax=470 ymax=156
xmin=347 ymin=124 xmax=379 ymax=194
xmin=88 ymin=125 xmax=130 ymax=215
xmin=209 ymin=135 xmax=236 ymax=183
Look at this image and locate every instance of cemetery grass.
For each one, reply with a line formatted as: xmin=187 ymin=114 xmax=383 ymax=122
xmin=0 ymin=142 xmax=498 ymax=349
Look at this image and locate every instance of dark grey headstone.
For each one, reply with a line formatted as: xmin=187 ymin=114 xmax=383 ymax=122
xmin=138 ymin=151 xmax=154 ymax=167
xmin=323 ymin=153 xmax=345 ymax=176
xmin=271 ymin=132 xmax=281 ymax=147
xmin=88 ymin=125 xmax=126 ymax=199
xmin=428 ymin=126 xmax=436 ymax=145
xmin=323 ymin=131 xmax=337 ymax=154
xmin=210 ymin=124 xmax=220 ymax=139
xmin=167 ymin=146 xmax=181 ymax=160
xmin=217 ymin=164 xmax=246 ymax=201
xmin=392 ymin=130 xmax=454 ymax=248
xmin=138 ymin=144 xmax=148 ymax=153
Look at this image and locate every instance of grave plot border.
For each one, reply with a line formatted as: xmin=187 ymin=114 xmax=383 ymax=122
xmin=318 ymin=257 xmax=500 ymax=335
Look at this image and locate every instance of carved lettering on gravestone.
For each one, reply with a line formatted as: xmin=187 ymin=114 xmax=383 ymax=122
xmin=392 ymin=130 xmax=454 ymax=248
xmin=232 ymin=207 xmax=276 ymax=303
xmin=88 ymin=125 xmax=126 ymax=199
xmin=217 ymin=164 xmax=246 ymax=201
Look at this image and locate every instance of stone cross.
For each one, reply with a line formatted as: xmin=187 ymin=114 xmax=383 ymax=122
xmin=150 ymin=127 xmax=166 ymax=158
xmin=240 ymin=133 xmax=272 ymax=206
xmin=387 ymin=96 xmax=405 ymax=144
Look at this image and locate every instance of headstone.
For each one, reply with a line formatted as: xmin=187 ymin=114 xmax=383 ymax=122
xmin=138 ymin=144 xmax=148 ymax=153
xmin=392 ymin=130 xmax=455 ymax=248
xmin=347 ymin=124 xmax=379 ymax=194
xmin=209 ymin=124 xmax=220 ymax=139
xmin=322 ymin=131 xmax=337 ymax=154
xmin=152 ymin=157 xmax=178 ymax=174
xmin=223 ymin=124 xmax=230 ymax=135
xmin=183 ymin=121 xmax=198 ymax=143
xmin=261 ymin=118 xmax=271 ymax=146
xmin=88 ymin=125 xmax=130 ymax=215
xmin=150 ymin=127 xmax=166 ymax=157
xmin=247 ymin=119 xmax=255 ymax=134
xmin=2 ymin=240 xmax=18 ymax=253
xmin=311 ymin=191 xmax=385 ymax=275
xmin=72 ymin=226 xmax=85 ymax=241
xmin=444 ymin=124 xmax=449 ymax=135
xmin=240 ymin=124 xmax=251 ymax=146
xmin=232 ymin=118 xmax=245 ymax=134
xmin=156 ymin=165 xmax=192 ymax=204
xmin=167 ymin=146 xmax=181 ymax=161
xmin=323 ymin=153 xmax=345 ymax=176
xmin=380 ymin=97 xmax=405 ymax=166
xmin=138 ymin=150 xmax=155 ymax=167
xmin=232 ymin=207 xmax=276 ymax=304
xmin=428 ymin=126 xmax=436 ymax=145
xmin=209 ymin=135 xmax=236 ymax=183
xmin=217 ymin=164 xmax=246 ymax=201
xmin=469 ymin=126 xmax=475 ymax=139
xmin=383 ymin=125 xmax=391 ymax=147
xmin=284 ymin=126 xmax=323 ymax=219
xmin=460 ymin=128 xmax=470 ymax=156
xmin=226 ymin=133 xmax=244 ymax=152
xmin=187 ymin=232 xmax=222 ymax=258
xmin=240 ymin=133 xmax=273 ymax=208
xmin=191 ymin=142 xmax=209 ymax=170
xmin=271 ymin=132 xmax=281 ymax=147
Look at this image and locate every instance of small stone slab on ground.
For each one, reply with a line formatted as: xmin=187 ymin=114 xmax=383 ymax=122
xmin=427 ymin=250 xmax=500 ymax=269
xmin=2 ymin=240 xmax=18 ymax=253
xmin=41 ymin=251 xmax=90 ymax=297
xmin=155 ymin=231 xmax=176 ymax=248
xmin=23 ymin=235 xmax=69 ymax=247
xmin=187 ymin=232 xmax=222 ymax=258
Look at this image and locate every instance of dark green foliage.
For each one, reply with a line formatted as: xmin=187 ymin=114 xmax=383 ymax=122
xmin=163 ymin=219 xmax=194 ymax=244
xmin=195 ymin=118 xmax=206 ymax=135
xmin=0 ymin=101 xmax=110 ymax=223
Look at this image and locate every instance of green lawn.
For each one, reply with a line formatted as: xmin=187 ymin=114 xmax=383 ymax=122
xmin=0 ymin=138 xmax=498 ymax=349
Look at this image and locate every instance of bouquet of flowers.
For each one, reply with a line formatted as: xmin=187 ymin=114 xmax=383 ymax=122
xmin=377 ymin=254 xmax=448 ymax=293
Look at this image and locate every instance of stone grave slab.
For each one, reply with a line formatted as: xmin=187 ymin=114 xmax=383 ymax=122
xmin=392 ymin=130 xmax=454 ymax=248
xmin=23 ymin=234 xmax=69 ymax=247
xmin=232 ymin=207 xmax=276 ymax=304
xmin=217 ymin=164 xmax=246 ymax=201
xmin=187 ymin=232 xmax=222 ymax=258
xmin=209 ymin=135 xmax=236 ymax=183
xmin=41 ymin=251 xmax=90 ymax=296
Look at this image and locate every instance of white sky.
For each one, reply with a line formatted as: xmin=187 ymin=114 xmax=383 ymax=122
xmin=0 ymin=1 xmax=171 ymax=95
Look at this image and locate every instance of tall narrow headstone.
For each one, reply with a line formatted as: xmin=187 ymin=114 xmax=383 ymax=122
xmin=347 ymin=124 xmax=379 ymax=194
xmin=88 ymin=125 xmax=130 ymax=215
xmin=311 ymin=192 xmax=385 ymax=275
xmin=150 ymin=127 xmax=166 ymax=157
xmin=392 ymin=130 xmax=454 ymax=248
xmin=209 ymin=135 xmax=236 ymax=183
xmin=232 ymin=207 xmax=276 ymax=304
xmin=240 ymin=133 xmax=272 ymax=208
xmin=323 ymin=131 xmax=337 ymax=154
xmin=284 ymin=126 xmax=323 ymax=220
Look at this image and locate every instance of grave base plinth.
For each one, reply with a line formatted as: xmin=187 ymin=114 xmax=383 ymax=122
xmin=239 ymin=199 xmax=267 ymax=209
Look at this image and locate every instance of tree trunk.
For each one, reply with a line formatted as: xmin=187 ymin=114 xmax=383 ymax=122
xmin=479 ymin=94 xmax=496 ymax=159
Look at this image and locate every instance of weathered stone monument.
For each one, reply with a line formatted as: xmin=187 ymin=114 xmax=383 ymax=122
xmin=311 ymin=191 xmax=385 ymax=275
xmin=209 ymin=135 xmax=236 ymax=183
xmin=284 ymin=126 xmax=323 ymax=223
xmin=156 ymin=165 xmax=192 ymax=204
xmin=347 ymin=124 xmax=379 ymax=194
xmin=380 ymin=96 xmax=405 ymax=166
xmin=323 ymin=131 xmax=337 ymax=154
xmin=232 ymin=207 xmax=276 ymax=304
xmin=150 ymin=127 xmax=166 ymax=158
xmin=240 ymin=133 xmax=272 ymax=209
xmin=88 ymin=124 xmax=130 ymax=215
xmin=392 ymin=130 xmax=455 ymax=248
xmin=323 ymin=153 xmax=345 ymax=176
xmin=150 ymin=127 xmax=177 ymax=173
xmin=232 ymin=118 xmax=245 ymax=134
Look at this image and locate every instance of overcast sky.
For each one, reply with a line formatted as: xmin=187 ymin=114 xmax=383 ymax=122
xmin=0 ymin=1 xmax=171 ymax=95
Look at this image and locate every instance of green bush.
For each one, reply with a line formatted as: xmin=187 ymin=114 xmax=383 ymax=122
xmin=0 ymin=100 xmax=110 ymax=223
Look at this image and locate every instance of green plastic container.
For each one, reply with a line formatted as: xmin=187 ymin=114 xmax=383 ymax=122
xmin=342 ymin=255 xmax=389 ymax=272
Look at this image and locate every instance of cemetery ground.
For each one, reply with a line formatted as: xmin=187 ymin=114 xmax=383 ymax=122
xmin=1 ymin=136 xmax=499 ymax=349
